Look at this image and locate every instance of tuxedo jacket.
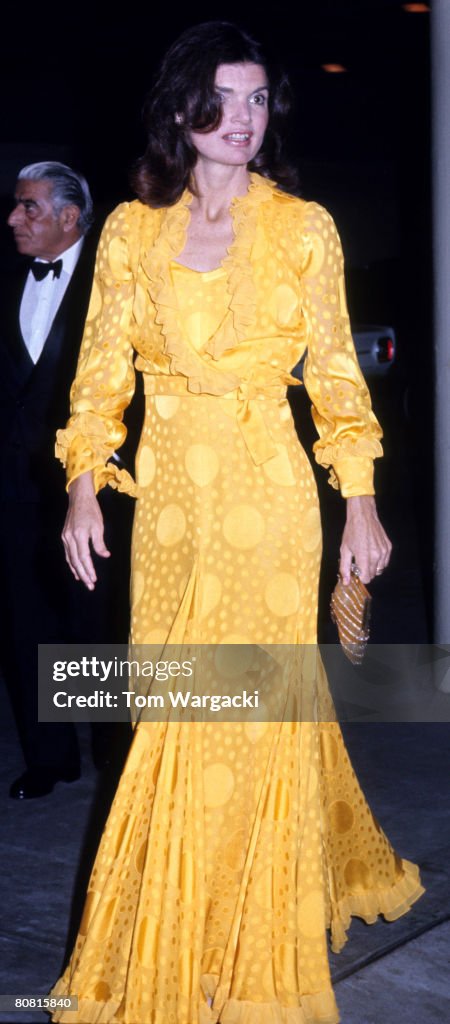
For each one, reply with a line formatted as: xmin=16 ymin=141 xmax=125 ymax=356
xmin=0 ymin=237 xmax=97 ymax=504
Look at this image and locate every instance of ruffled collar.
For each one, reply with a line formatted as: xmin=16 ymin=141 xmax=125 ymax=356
xmin=141 ymin=173 xmax=276 ymax=393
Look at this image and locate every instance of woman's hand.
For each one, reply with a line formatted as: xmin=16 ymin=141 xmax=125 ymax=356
xmin=62 ymin=472 xmax=110 ymax=590
xmin=339 ymin=495 xmax=392 ymax=585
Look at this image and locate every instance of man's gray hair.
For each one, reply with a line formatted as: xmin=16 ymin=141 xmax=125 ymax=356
xmin=18 ymin=161 xmax=94 ymax=234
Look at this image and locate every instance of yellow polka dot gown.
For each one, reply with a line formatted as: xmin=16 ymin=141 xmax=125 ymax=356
xmin=51 ymin=175 xmax=423 ymax=1023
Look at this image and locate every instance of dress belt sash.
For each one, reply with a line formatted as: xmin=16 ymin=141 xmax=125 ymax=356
xmin=142 ymin=374 xmax=297 ymax=466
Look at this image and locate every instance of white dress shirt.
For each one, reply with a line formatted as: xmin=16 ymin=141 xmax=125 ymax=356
xmin=19 ymin=237 xmax=84 ymax=364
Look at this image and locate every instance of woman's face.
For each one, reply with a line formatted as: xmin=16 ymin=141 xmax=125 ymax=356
xmin=190 ymin=62 xmax=269 ymax=170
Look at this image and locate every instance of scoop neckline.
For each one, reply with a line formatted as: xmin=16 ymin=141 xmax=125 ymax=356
xmin=170 ymin=260 xmax=227 ymax=280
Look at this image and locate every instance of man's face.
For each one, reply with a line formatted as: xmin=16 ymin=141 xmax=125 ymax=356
xmin=8 ymin=179 xmax=77 ymax=260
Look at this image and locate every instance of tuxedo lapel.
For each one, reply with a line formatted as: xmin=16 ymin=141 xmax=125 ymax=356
xmin=2 ymin=266 xmax=35 ymax=391
xmin=21 ymin=239 xmax=95 ymax=399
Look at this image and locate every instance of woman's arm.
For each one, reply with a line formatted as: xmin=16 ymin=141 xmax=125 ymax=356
xmin=62 ymin=471 xmax=109 ymax=590
xmin=299 ymin=202 xmax=391 ymax=582
xmin=56 ymin=202 xmax=139 ymax=494
xmin=57 ymin=204 xmax=143 ymax=588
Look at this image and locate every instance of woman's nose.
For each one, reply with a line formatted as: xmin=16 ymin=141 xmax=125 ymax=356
xmin=231 ymin=101 xmax=251 ymax=124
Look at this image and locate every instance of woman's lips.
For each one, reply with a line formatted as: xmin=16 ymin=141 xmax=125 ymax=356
xmin=222 ymin=132 xmax=253 ymax=145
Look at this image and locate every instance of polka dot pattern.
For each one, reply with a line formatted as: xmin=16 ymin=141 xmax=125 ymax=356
xmin=136 ymin=445 xmax=155 ymax=488
xmin=155 ymin=504 xmax=186 ymax=547
xmin=203 ymin=762 xmax=235 ymax=807
xmin=264 ymin=573 xmax=300 ymax=617
xmin=51 ymin=181 xmax=422 ymax=1024
xmin=222 ymin=504 xmax=265 ymax=552
xmin=154 ymin=394 xmax=180 ymax=419
xmin=184 ymin=443 xmax=219 ymax=487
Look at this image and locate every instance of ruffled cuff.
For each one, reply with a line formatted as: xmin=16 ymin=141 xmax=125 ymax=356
xmin=313 ymin=436 xmax=382 ymax=496
xmin=55 ymin=431 xmax=104 ymax=490
xmin=55 ymin=413 xmax=136 ymax=497
xmin=93 ymin=461 xmax=138 ymax=497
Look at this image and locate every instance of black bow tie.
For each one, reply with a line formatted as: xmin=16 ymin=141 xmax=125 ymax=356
xmin=31 ymin=259 xmax=63 ymax=281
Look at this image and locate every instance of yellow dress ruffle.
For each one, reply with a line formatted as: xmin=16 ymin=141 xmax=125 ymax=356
xmin=50 ymin=176 xmax=423 ymax=1023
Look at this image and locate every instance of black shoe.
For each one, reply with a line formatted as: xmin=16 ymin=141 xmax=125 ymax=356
xmin=9 ymin=764 xmax=81 ymax=800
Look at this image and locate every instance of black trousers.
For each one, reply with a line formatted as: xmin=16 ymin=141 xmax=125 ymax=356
xmin=0 ymin=490 xmax=134 ymax=771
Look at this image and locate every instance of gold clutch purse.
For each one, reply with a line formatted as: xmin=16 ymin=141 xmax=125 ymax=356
xmin=330 ymin=565 xmax=372 ymax=665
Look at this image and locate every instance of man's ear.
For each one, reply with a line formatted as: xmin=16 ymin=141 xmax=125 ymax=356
xmin=61 ymin=204 xmax=81 ymax=232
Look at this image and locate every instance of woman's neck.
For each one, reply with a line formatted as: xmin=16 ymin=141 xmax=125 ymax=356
xmin=190 ymin=162 xmax=251 ymax=220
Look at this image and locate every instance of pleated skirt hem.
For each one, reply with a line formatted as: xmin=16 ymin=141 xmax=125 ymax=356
xmin=49 ymin=856 xmax=423 ymax=1024
xmin=49 ymin=987 xmax=340 ymax=1024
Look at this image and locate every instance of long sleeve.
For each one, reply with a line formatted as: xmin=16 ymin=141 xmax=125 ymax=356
xmin=55 ymin=203 xmax=138 ymax=494
xmin=301 ymin=202 xmax=383 ymax=497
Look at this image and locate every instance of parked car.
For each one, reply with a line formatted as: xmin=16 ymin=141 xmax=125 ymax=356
xmin=292 ymin=324 xmax=396 ymax=381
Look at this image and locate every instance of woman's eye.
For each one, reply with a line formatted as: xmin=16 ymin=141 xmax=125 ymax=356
xmin=251 ymin=94 xmax=267 ymax=106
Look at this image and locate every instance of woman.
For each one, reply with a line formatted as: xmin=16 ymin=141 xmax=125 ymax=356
xmin=51 ymin=22 xmax=423 ymax=1024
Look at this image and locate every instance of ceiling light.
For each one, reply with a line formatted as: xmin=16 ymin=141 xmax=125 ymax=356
xmin=402 ymin=3 xmax=430 ymax=11
xmin=321 ymin=63 xmax=348 ymax=73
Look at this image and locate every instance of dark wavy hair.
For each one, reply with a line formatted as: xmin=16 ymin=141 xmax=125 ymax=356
xmin=131 ymin=21 xmax=299 ymax=207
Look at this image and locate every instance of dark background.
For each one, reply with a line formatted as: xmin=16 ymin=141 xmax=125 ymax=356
xmin=0 ymin=0 xmax=433 ymax=636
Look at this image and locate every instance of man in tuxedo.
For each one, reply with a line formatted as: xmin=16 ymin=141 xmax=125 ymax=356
xmin=0 ymin=161 xmax=131 ymax=799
